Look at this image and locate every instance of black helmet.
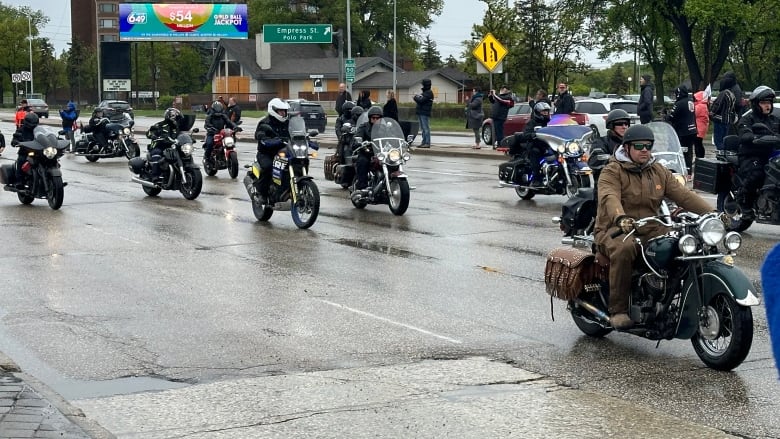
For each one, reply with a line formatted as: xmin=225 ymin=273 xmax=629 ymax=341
xmin=164 ymin=107 xmax=182 ymax=124
xmin=532 ymin=101 xmax=551 ymax=123
xmin=750 ymin=85 xmax=775 ymax=115
xmin=92 ymin=108 xmax=104 ymax=118
xmin=351 ymin=106 xmax=364 ymax=119
xmin=342 ymin=101 xmax=356 ymax=114
xmin=605 ymin=109 xmax=631 ymax=130
xmin=622 ymin=125 xmax=654 ymax=146
xmin=23 ymin=112 xmax=39 ymax=129
xmin=211 ymin=101 xmax=224 ymax=114
xmin=367 ymin=106 xmax=383 ymax=118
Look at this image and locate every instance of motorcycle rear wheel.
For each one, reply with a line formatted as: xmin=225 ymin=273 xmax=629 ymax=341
xmin=228 ymin=151 xmax=239 ymax=179
xmin=47 ymin=175 xmax=64 ymax=210
xmin=388 ymin=178 xmax=410 ymax=216
xmin=570 ymin=293 xmax=613 ymax=338
xmin=180 ymin=168 xmax=203 ymax=200
xmin=291 ymin=180 xmax=320 ymax=229
xmin=722 ymin=192 xmax=754 ymax=232
xmin=203 ymin=158 xmax=218 ymax=176
xmin=85 ymin=154 xmax=99 ymax=163
xmin=691 ymin=292 xmax=753 ymax=371
xmin=142 ymin=184 xmax=162 ymax=197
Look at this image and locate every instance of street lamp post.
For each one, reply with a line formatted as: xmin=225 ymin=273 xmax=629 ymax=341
xmin=27 ymin=14 xmax=33 ymax=95
xmin=95 ymin=0 xmax=102 ymax=101
xmin=393 ymin=0 xmax=396 ymax=99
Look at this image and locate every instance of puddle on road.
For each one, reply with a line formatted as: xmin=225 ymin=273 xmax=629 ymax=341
xmin=330 ymin=238 xmax=435 ymax=261
xmin=58 ymin=375 xmax=190 ymax=400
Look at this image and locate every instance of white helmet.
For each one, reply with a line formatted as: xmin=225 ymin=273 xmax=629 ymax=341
xmin=268 ymin=98 xmax=290 ymax=122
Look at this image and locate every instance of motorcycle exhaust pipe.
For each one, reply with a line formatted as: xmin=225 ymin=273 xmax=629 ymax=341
xmin=130 ymin=176 xmax=159 ymax=188
xmin=573 ymin=298 xmax=611 ymax=324
xmin=561 ymin=237 xmax=574 ymax=245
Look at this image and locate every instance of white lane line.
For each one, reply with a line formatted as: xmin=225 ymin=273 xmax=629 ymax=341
xmin=456 ymin=201 xmax=499 ymax=209
xmin=412 ymin=169 xmax=480 ymax=177
xmin=317 ymin=298 xmax=463 ymax=344
xmin=85 ymin=225 xmax=141 ymax=244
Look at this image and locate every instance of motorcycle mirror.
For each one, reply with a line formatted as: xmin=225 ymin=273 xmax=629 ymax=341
xmin=236 ymin=120 xmax=243 ymax=126
xmin=191 ymin=128 xmax=200 ymax=133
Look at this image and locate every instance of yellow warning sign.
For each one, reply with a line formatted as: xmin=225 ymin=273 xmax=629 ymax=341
xmin=472 ymin=33 xmax=507 ymax=72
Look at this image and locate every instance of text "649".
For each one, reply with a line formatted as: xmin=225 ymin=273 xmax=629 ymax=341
xmin=127 ymin=12 xmax=147 ymax=24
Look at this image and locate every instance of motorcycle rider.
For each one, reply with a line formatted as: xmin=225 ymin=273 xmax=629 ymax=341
xmin=254 ymin=98 xmax=291 ymax=204
xmin=589 ymin=109 xmax=631 ymax=195
xmin=203 ymin=101 xmax=237 ymax=166
xmin=335 ymin=101 xmax=356 ymax=139
xmin=146 ymin=108 xmax=184 ymax=182
xmin=508 ymin=101 xmax=551 ymax=187
xmin=352 ymin=106 xmax=383 ymax=199
xmin=87 ymin=108 xmax=111 ymax=153
xmin=734 ymin=85 xmax=780 ymax=220
xmin=10 ymin=112 xmax=38 ymax=187
xmin=595 ymin=125 xmax=713 ymax=329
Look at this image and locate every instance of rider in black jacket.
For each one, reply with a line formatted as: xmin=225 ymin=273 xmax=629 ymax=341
xmin=203 ymin=101 xmax=236 ymax=165
xmin=253 ymin=98 xmax=291 ymax=204
xmin=87 ymin=108 xmax=110 ymax=152
xmin=10 ymin=112 xmax=38 ymax=187
xmin=510 ymin=102 xmax=551 ymax=187
xmin=589 ymin=109 xmax=631 ymax=198
xmin=735 ymin=86 xmax=780 ymax=219
xmin=146 ymin=108 xmax=184 ymax=181
xmin=352 ymin=106 xmax=383 ymax=198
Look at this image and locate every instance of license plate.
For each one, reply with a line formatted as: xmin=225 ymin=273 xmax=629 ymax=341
xmin=309 ymin=114 xmax=317 ymax=119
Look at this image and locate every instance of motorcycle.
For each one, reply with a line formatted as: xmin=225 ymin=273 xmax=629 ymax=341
xmin=74 ymin=112 xmax=140 ymax=162
xmin=702 ymin=131 xmax=780 ymax=232
xmin=559 ymin=121 xmax=689 ymax=237
xmin=127 ymin=114 xmax=203 ymax=200
xmin=243 ymin=115 xmax=321 ymax=229
xmin=324 ymin=120 xmax=356 ymax=189
xmin=203 ymin=122 xmax=243 ymax=178
xmin=346 ymin=116 xmax=412 ymax=216
xmin=547 ymin=202 xmax=758 ymax=371
xmin=0 ymin=126 xmax=69 ymax=210
xmin=498 ymin=124 xmax=594 ymax=200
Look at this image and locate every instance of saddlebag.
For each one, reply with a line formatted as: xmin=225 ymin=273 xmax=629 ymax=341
xmin=544 ymin=247 xmax=602 ymax=301
xmin=323 ymin=154 xmax=337 ymax=181
xmin=0 ymin=164 xmax=15 ymax=185
xmin=693 ymin=158 xmax=731 ymax=194
xmin=560 ymin=189 xmax=595 ymax=235
xmin=498 ymin=158 xmax=526 ymax=183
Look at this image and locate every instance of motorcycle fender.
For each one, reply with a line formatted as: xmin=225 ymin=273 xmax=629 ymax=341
xmin=294 ymin=175 xmax=314 ymax=184
xmin=46 ymin=167 xmax=63 ymax=178
xmin=390 ymin=171 xmax=407 ymax=179
xmin=676 ymin=260 xmax=759 ymax=339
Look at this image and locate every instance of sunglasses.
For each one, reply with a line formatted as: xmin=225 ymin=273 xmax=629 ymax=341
xmin=369 ymin=115 xmax=381 ymax=119
xmin=613 ymin=121 xmax=630 ymax=127
xmin=631 ymin=142 xmax=653 ymax=151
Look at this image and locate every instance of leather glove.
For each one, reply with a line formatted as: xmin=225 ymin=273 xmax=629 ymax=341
xmin=615 ymin=215 xmax=635 ymax=234
xmin=718 ymin=212 xmax=732 ymax=229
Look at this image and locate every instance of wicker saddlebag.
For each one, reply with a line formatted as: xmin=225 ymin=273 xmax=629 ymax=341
xmin=324 ymin=154 xmax=338 ymax=181
xmin=544 ymin=247 xmax=601 ymax=301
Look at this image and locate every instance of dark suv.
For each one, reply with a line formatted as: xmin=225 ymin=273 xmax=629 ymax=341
xmin=286 ymin=99 xmax=326 ymax=133
xmin=97 ymin=100 xmax=134 ymax=121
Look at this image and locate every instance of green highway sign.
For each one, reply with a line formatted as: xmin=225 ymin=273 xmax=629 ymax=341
xmin=263 ymin=24 xmax=333 ymax=43
xmin=345 ymin=58 xmax=355 ymax=82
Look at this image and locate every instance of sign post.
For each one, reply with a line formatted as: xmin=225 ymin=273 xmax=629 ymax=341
xmin=263 ymin=24 xmax=333 ymax=43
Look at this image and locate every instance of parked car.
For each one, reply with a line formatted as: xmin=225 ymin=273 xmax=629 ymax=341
xmin=285 ymin=99 xmax=326 ymax=133
xmin=97 ymin=100 xmax=134 ymax=121
xmin=622 ymin=94 xmax=674 ymax=105
xmin=27 ymin=98 xmax=49 ymax=118
xmin=571 ymin=98 xmax=640 ymax=136
xmin=481 ymin=102 xmax=532 ymax=147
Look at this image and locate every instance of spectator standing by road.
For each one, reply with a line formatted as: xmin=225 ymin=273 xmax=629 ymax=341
xmin=466 ymin=87 xmax=485 ymax=149
xmin=383 ymin=90 xmax=398 ymax=122
xmin=227 ymin=97 xmax=242 ymax=124
xmin=665 ymin=85 xmax=698 ymax=180
xmin=528 ymin=89 xmax=550 ymax=108
xmin=693 ymin=90 xmax=710 ymax=159
xmin=413 ymin=78 xmax=434 ymax=148
xmin=357 ymin=90 xmax=372 ymax=110
xmin=59 ymin=100 xmax=79 ymax=152
xmin=335 ymin=83 xmax=352 ymax=117
xmin=553 ymin=83 xmax=575 ymax=115
xmin=710 ymin=71 xmax=742 ymax=151
xmin=488 ymin=85 xmax=514 ymax=147
xmin=15 ymin=99 xmax=30 ymax=128
xmin=638 ymin=75 xmax=655 ymax=124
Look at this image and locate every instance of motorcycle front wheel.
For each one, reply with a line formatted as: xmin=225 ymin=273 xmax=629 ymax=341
xmin=85 ymin=154 xmax=99 ymax=163
xmin=291 ymin=179 xmax=320 ymax=229
xmin=722 ymin=192 xmax=753 ymax=232
xmin=252 ymin=196 xmax=274 ymax=221
xmin=47 ymin=175 xmax=64 ymax=210
xmin=228 ymin=151 xmax=239 ymax=179
xmin=180 ymin=168 xmax=203 ymax=200
xmin=126 ymin=141 xmax=140 ymax=159
xmin=691 ymin=292 xmax=754 ymax=371
xmin=515 ymin=187 xmax=536 ymax=200
xmin=388 ymin=178 xmax=410 ymax=216
xmin=17 ymin=190 xmax=34 ymax=205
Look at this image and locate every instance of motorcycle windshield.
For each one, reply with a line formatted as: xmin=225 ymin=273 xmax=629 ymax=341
xmin=535 ymin=125 xmax=592 ymax=142
xmin=646 ymin=122 xmax=687 ymax=175
xmin=21 ymin=126 xmax=69 ymax=151
xmin=288 ymin=115 xmax=307 ymax=141
xmin=370 ymin=118 xmax=406 ymax=151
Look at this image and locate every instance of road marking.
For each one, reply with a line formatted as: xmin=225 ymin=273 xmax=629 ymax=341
xmin=316 ymin=299 xmax=463 ymax=344
xmin=456 ymin=201 xmax=499 ymax=209
xmin=85 ymin=225 xmax=141 ymax=244
xmin=412 ymin=169 xmax=481 ymax=177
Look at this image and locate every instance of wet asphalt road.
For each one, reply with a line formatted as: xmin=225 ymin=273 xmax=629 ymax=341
xmin=0 ymin=115 xmax=778 ymax=437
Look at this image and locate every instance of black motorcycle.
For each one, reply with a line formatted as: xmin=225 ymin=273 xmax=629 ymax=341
xmin=547 ymin=203 xmax=757 ymax=371
xmin=243 ymin=115 xmax=321 ymax=229
xmin=0 ymin=126 xmax=69 ymax=210
xmin=127 ymin=115 xmax=203 ymax=200
xmin=75 ymin=112 xmax=140 ymax=162
xmin=324 ymin=120 xmax=356 ymax=189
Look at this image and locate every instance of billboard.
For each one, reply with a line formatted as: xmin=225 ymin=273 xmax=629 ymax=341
xmin=119 ymin=3 xmax=248 ymax=41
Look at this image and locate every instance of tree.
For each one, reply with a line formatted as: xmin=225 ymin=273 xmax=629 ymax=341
xmin=418 ymin=35 xmax=442 ymax=69
xmin=0 ymin=5 xmax=48 ymax=103
xmin=66 ymin=38 xmax=96 ymax=104
xmin=609 ymin=64 xmax=629 ymax=95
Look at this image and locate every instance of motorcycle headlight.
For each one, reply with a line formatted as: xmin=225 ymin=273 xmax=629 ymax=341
xmin=388 ymin=149 xmax=401 ymax=162
xmin=123 ymin=127 xmax=131 ymax=135
xmin=376 ymin=152 xmax=386 ymax=161
xmin=678 ymin=234 xmax=698 ymax=255
xmin=556 ymin=144 xmax=565 ymax=153
xmin=180 ymin=143 xmax=194 ymax=156
xmin=567 ymin=142 xmax=580 ymax=153
xmin=224 ymin=136 xmax=235 ymax=147
xmin=724 ymin=231 xmax=742 ymax=251
xmin=293 ymin=143 xmax=308 ymax=158
xmin=43 ymin=146 xmax=57 ymax=159
xmin=699 ymin=217 xmax=726 ymax=246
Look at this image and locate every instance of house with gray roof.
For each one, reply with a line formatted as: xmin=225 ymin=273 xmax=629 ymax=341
xmin=207 ymin=35 xmax=469 ymax=107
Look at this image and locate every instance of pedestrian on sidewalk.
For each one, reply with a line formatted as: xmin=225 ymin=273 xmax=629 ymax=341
xmin=413 ymin=78 xmax=434 ymax=148
xmin=383 ymin=90 xmax=398 ymax=122
xmin=553 ymin=83 xmax=575 ymax=115
xmin=693 ymin=90 xmax=710 ymax=160
xmin=488 ymin=85 xmax=513 ymax=147
xmin=665 ymin=84 xmax=697 ymax=180
xmin=710 ymin=71 xmax=741 ymax=151
xmin=466 ymin=87 xmax=485 ymax=149
xmin=59 ymin=100 xmax=79 ymax=152
xmin=638 ymin=75 xmax=655 ymax=124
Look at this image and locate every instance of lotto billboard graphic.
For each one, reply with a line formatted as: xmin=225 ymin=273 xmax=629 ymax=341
xmin=119 ymin=4 xmax=248 ymax=41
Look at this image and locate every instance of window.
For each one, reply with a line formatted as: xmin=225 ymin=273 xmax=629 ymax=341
xmin=99 ymin=19 xmax=117 ymax=29
xmin=611 ymin=102 xmax=638 ymax=113
xmin=101 ymin=34 xmax=118 ymax=42
xmin=99 ymin=3 xmax=117 ymax=13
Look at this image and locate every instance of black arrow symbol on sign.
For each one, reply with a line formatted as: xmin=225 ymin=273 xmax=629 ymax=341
xmin=481 ymin=42 xmax=500 ymax=62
